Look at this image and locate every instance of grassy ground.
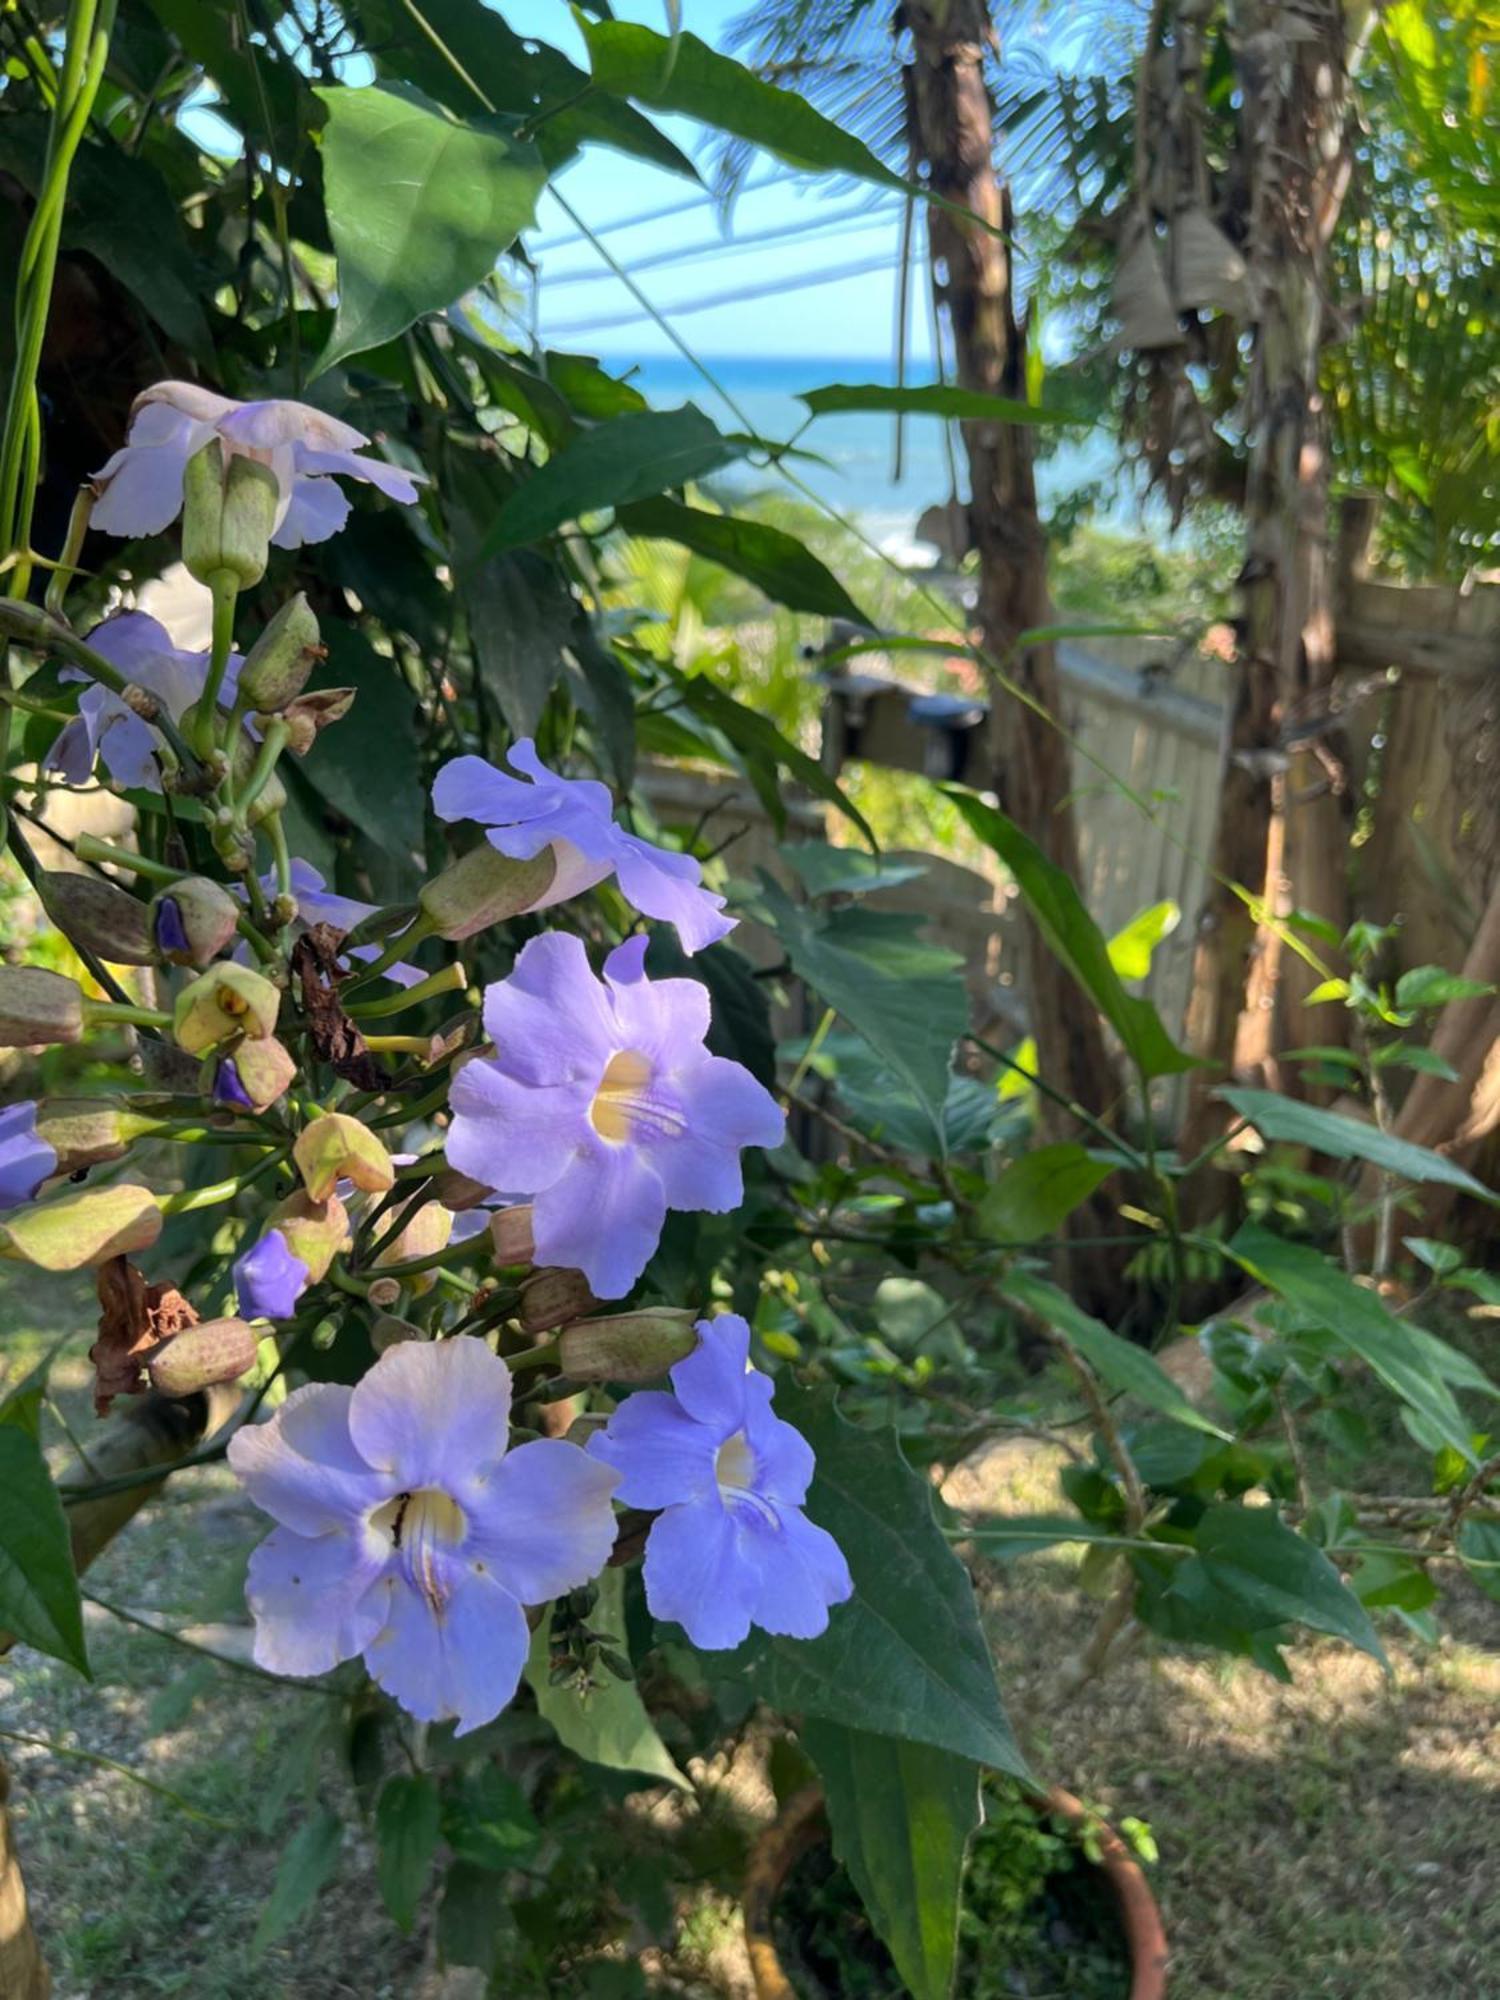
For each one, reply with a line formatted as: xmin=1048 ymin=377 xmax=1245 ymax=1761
xmin=3 ymin=1270 xmax=1497 ymax=1999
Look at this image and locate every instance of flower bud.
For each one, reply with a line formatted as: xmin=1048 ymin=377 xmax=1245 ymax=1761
xmin=373 ymin=1197 xmax=452 ymax=1295
xmin=147 ymin=1317 xmax=258 ymax=1397
xmin=181 ymin=440 xmax=278 ymax=590
xmin=0 ymin=967 xmax=84 ymax=1047
xmin=430 ymin=1167 xmax=494 ymax=1212
xmin=293 ymin=1113 xmax=394 ymax=1202
xmin=519 ymin=1264 xmax=596 ymax=1334
xmin=367 ymin=1276 xmax=403 ymax=1310
xmin=151 ymin=876 xmax=240 ymax=967
xmin=34 ymin=1099 xmax=143 ymax=1174
xmin=237 ymin=593 xmax=324 ymax=712
xmin=39 ymin=871 xmax=154 ymax=966
xmin=212 ymin=1036 xmax=296 ymax=1112
xmin=418 ymin=843 xmax=557 ymax=943
xmin=0 ymin=1182 xmax=161 ymax=1270
xmin=173 ymin=964 xmax=280 ymax=1053
xmin=271 ymin=1190 xmax=353 ymax=1283
xmin=490 ymin=1203 xmax=535 ymax=1267
xmin=277 ymin=687 xmax=355 ymax=756
xmin=370 ymin=1312 xmax=424 ymax=1352
xmin=557 ymin=1309 xmax=698 ymax=1384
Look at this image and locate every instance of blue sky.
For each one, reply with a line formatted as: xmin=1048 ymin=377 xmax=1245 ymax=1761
xmin=504 ymin=0 xmax=927 ymax=364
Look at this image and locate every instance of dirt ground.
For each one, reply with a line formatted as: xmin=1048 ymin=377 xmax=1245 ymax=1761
xmin=3 ymin=1274 xmax=1498 ymax=1999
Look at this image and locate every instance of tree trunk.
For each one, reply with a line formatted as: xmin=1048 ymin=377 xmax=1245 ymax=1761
xmin=1179 ymin=0 xmax=1354 ymax=1195
xmin=904 ymin=0 xmax=1122 ymax=1144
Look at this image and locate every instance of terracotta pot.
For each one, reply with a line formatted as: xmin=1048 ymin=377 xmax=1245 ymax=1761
xmin=743 ymin=1781 xmax=1168 ymax=2000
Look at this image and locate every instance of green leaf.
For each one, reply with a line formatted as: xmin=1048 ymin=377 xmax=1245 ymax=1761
xmin=803 ymin=1721 xmax=979 ymax=2000
xmin=1457 ymin=1518 xmax=1500 ymax=1603
xmin=800 ymin=382 xmax=1080 ymax=425
xmin=717 ymin=1390 xmax=1028 ymax=1778
xmin=663 ymin=669 xmax=874 ymax=846
xmin=946 ymin=790 xmax=1197 ymax=1082
xmin=977 ymin=1144 xmax=1116 ymax=1244
xmin=616 ymin=496 xmax=872 ymax=624
xmin=1218 ymin=1088 xmax=1496 ymax=1202
xmin=376 ymin=1774 xmax=441 ymax=1931
xmin=583 ymin=21 xmax=904 ymax=188
xmin=440 ymin=1767 xmax=542 ymax=1870
xmin=1001 ymin=1272 xmax=1229 ymax=1439
xmin=1351 ymin=1552 xmax=1439 ymax=1613
xmin=476 ymin=406 xmax=741 ymax=560
xmin=1193 ymin=1504 xmax=1385 ymax=1664
xmin=295 ymin=624 xmax=424 ymax=869
xmin=437 ymin=1860 xmax=507 ymax=1974
xmin=1368 ymin=1043 xmax=1461 ymax=1081
xmin=755 ymin=875 xmax=967 ymax=1147
xmin=525 ymin=1569 xmax=689 ymax=1791
xmin=252 ymin=1808 xmax=344 ymax=1957
xmin=781 ymin=842 xmax=928 ymax=899
xmin=1229 ymin=1222 xmax=1479 ymax=1459
xmin=1393 ymin=965 xmax=1496 ymax=1010
xmin=315 ymin=82 xmax=546 ymax=370
xmin=1106 ymin=900 xmax=1179 ymax=982
xmin=0 ymin=1426 xmax=87 ymax=1673
xmin=968 ymin=1515 xmax=1138 ymax=1561
xmin=645 ymin=933 xmax=777 ymax=1092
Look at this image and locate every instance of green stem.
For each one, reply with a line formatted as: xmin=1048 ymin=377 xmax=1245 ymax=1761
xmin=156 ymin=1146 xmax=287 ymax=1215
xmin=341 ymin=912 xmax=436 ymax=992
xmin=264 ymin=808 xmax=293 ymax=901
xmin=82 ymin=999 xmax=172 ymax=1031
xmin=361 ymin=1033 xmax=434 ymax=1055
xmin=346 ymin=962 xmax=469 ymax=1019
xmin=197 ymin=571 xmax=239 ymax=760
xmin=73 ymin=834 xmax=183 ymax=884
xmin=234 ymin=718 xmax=290 ymax=819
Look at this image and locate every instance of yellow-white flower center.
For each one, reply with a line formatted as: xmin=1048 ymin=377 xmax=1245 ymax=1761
xmin=589 ymin=1048 xmax=654 ymax=1143
xmin=373 ymin=1487 xmax=467 ymax=1613
xmin=715 ymin=1430 xmax=756 ymax=1496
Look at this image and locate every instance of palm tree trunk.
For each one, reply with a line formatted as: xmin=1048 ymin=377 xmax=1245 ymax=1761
xmin=904 ymin=0 xmax=1122 ymax=1142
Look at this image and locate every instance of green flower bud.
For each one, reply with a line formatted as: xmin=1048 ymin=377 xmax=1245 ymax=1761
xmin=373 ymin=1197 xmax=452 ymax=1296
xmin=173 ymin=964 xmax=280 ymax=1053
xmin=244 ymin=770 xmax=287 ymax=829
xmin=519 ymin=1264 xmax=596 ymax=1334
xmin=0 ymin=967 xmax=84 ymax=1047
xmin=557 ymin=1309 xmax=698 ymax=1384
xmin=430 ymin=1167 xmax=493 ymax=1212
xmin=181 ymin=441 xmax=278 ymax=590
xmin=0 ymin=1182 xmax=161 ymax=1269
xmin=34 ymin=1099 xmax=148 ymax=1174
xmin=269 ymin=1189 xmax=352 ymax=1284
xmin=238 ymin=594 xmax=323 ymax=712
xmin=211 ymin=1035 xmax=296 ymax=1113
xmin=370 ymin=1313 xmax=425 ymax=1352
xmin=39 ymin=871 xmax=154 ymax=966
xmin=148 ymin=1318 xmax=259 ymax=1397
xmin=418 ymin=843 xmax=557 ymax=943
xmin=151 ymin=876 xmax=240 ymax=967
xmin=489 ymin=1204 xmax=535 ymax=1268
xmin=293 ymin=1113 xmax=394 ymax=1202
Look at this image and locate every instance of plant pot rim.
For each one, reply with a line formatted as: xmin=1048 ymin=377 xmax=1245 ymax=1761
xmin=742 ymin=1780 xmax=1168 ymax=2000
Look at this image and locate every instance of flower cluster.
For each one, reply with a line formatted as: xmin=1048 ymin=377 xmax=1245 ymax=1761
xmin=2 ymin=378 xmax=848 ymax=1748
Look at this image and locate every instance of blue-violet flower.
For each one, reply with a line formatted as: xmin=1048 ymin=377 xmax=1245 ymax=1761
xmin=0 ymin=1101 xmax=56 ymax=1210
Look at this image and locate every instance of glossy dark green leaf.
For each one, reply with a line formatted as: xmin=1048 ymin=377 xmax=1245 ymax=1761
xmin=977 ymin=1143 xmax=1116 ymax=1244
xmin=476 ymin=406 xmax=741 ymax=560
xmin=1219 ymin=1087 xmax=1496 ymax=1202
xmin=440 ymin=1766 xmax=542 ymax=1870
xmin=804 ymin=1720 xmax=980 ymax=2000
xmin=617 ymin=496 xmax=872 ymax=624
xmin=756 ymin=875 xmax=967 ymax=1146
xmin=315 ymin=82 xmax=546 ymax=370
xmin=1193 ymin=1504 xmax=1385 ymax=1663
xmin=252 ymin=1808 xmax=344 ymax=1957
xmin=584 ymin=21 xmax=904 ymax=187
xmin=800 ymin=382 xmax=1079 ymax=424
xmin=376 ymin=1774 xmax=441 ymax=1931
xmin=437 ymin=1860 xmax=507 ymax=1973
xmin=1000 ymin=1271 xmax=1229 ymax=1439
xmin=663 ymin=669 xmax=875 ymax=846
xmin=297 ymin=623 xmax=424 ymax=868
xmin=1457 ymin=1518 xmax=1500 ymax=1602
xmin=719 ymin=1391 xmax=1027 ymax=1778
xmin=781 ymin=842 xmax=928 ymax=899
xmin=1229 ymin=1222 xmax=1483 ymax=1458
xmin=946 ymin=790 xmax=1197 ymax=1082
xmin=0 ymin=1426 xmax=88 ymax=1673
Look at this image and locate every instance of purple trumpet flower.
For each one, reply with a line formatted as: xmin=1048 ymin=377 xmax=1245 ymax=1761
xmin=91 ymin=381 xmax=421 ymax=550
xmin=0 ymin=1102 xmax=56 ymax=1210
xmin=234 ymin=1229 xmax=311 ymax=1321
xmin=446 ymin=933 xmax=784 ymax=1299
xmin=46 ymin=611 xmax=245 ymax=791
xmin=587 ymin=1314 xmax=851 ymax=1649
xmin=228 ymin=1335 xmax=620 ymax=1732
xmin=432 ymin=738 xmax=734 ymax=955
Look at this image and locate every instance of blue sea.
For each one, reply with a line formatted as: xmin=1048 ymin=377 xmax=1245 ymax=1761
xmin=590 ymin=350 xmax=1132 ymax=551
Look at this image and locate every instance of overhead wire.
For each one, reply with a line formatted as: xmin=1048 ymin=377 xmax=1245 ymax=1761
xmin=544 ymin=251 xmax=902 ymax=336
xmin=530 ymin=166 xmax=798 ymax=253
xmin=539 ymin=197 xmax=901 ymax=288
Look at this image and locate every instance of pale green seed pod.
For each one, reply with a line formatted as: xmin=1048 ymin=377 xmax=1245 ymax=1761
xmin=557 ymin=1309 xmax=698 ymax=1384
xmin=418 ymin=843 xmax=557 ymax=943
xmin=0 ymin=967 xmax=84 ymax=1047
xmin=39 ymin=871 xmax=155 ymax=966
xmin=238 ymin=593 xmax=323 ymax=711
xmin=148 ymin=1318 xmax=259 ymax=1397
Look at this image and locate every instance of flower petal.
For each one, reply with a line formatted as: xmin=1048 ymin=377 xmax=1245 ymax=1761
xmin=272 ymin=474 xmax=351 ymax=549
xmin=603 ymin=941 xmax=712 ymax=1063
xmin=347 ymin=1334 xmax=512 ymax=1496
xmin=90 ymin=440 xmax=195 ymax=537
xmin=741 ymin=1379 xmax=816 ymax=1507
xmin=361 ymin=1567 xmax=531 ymax=1735
xmin=234 ymin=1230 xmax=311 ymax=1321
xmin=245 ymin=1524 xmax=387 ymax=1676
xmin=531 ymin=1139 xmax=667 ymax=1300
xmin=586 ymin=1392 xmax=719 ymax=1509
xmin=228 ymin=1382 xmax=391 ymax=1534
xmin=466 ymin=1439 xmax=619 ymax=1604
xmin=295 ymin=445 xmax=422 ymax=504
xmin=446 ymin=1057 xmax=585 ymax=1195
xmin=0 ymin=1102 xmax=56 ymax=1209
xmin=742 ymin=1503 xmax=853 ymax=1640
xmin=668 ymin=1314 xmax=752 ymax=1432
xmin=480 ymin=930 xmax=619 ymax=1085
xmin=610 ymin=831 xmax=734 ymax=954
xmin=642 ymin=1500 xmax=755 ymax=1650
